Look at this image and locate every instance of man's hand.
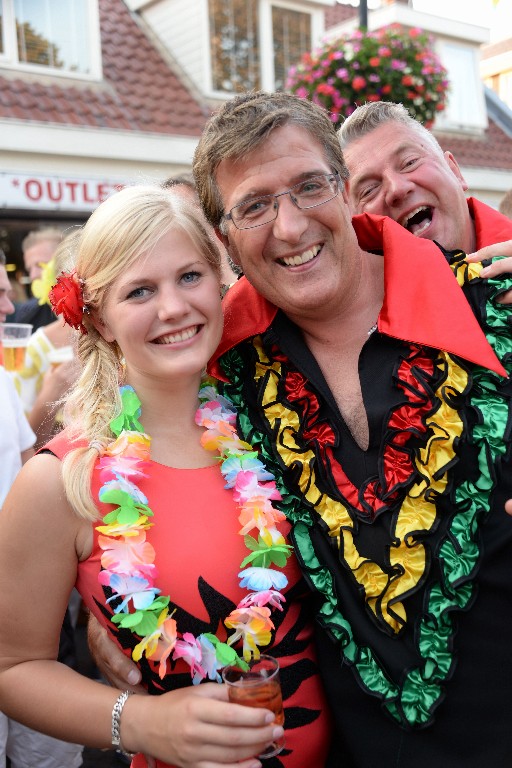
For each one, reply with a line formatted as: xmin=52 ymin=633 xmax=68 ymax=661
xmin=87 ymin=613 xmax=145 ymax=692
xmin=466 ymin=241 xmax=512 ymax=305
xmin=466 ymin=241 xmax=512 ymax=267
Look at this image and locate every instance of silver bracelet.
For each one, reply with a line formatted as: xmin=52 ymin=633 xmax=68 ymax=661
xmin=111 ymin=690 xmax=134 ymax=755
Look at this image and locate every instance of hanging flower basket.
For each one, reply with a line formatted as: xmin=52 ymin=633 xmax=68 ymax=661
xmin=286 ymin=24 xmax=449 ymax=128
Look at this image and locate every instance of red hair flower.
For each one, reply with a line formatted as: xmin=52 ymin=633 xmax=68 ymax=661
xmin=49 ymin=271 xmax=87 ymax=334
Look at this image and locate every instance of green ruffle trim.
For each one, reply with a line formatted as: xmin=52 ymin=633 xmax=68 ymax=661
xmin=219 ymin=259 xmax=512 ymax=728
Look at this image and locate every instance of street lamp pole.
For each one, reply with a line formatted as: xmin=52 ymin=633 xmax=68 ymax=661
xmin=359 ymin=0 xmax=368 ymax=29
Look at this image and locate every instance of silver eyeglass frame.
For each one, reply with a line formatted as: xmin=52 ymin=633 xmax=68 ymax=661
xmin=222 ymin=171 xmax=341 ymax=231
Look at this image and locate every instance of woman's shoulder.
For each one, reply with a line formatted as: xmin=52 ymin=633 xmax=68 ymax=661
xmin=41 ymin=428 xmax=87 ymax=460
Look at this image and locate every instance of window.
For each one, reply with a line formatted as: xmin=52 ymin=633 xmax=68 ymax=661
xmin=434 ymin=41 xmax=487 ymax=133
xmin=208 ymin=0 xmax=313 ymax=94
xmin=209 ymin=0 xmax=260 ymax=92
xmin=0 ymin=0 xmax=101 ymax=78
xmin=272 ymin=7 xmax=310 ymax=91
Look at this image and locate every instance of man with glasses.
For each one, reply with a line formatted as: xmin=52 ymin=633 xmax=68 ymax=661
xmin=90 ymin=91 xmax=512 ymax=767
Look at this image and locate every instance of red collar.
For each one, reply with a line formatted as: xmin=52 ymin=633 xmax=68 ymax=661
xmin=209 ymin=213 xmax=507 ymax=379
xmin=468 ymin=197 xmax=512 ymax=248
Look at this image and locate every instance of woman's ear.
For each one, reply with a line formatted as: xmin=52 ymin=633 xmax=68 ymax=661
xmin=89 ymin=311 xmax=115 ymax=343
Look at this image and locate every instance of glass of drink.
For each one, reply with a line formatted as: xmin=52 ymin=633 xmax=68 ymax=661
xmin=48 ymin=346 xmax=74 ymax=368
xmin=222 ymin=654 xmax=285 ymax=759
xmin=0 ymin=323 xmax=32 ymax=372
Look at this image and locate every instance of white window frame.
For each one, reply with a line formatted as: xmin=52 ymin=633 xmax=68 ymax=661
xmin=0 ymin=0 xmax=102 ymax=81
xmin=433 ymin=39 xmax=487 ymax=134
xmin=206 ymin=0 xmax=323 ymax=98
xmin=260 ymin=0 xmax=323 ymax=91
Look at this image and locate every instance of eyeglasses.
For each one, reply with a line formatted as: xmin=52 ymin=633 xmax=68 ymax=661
xmin=223 ymin=172 xmax=341 ymax=230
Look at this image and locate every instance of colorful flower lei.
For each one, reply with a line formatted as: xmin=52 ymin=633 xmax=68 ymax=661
xmin=49 ymin=270 xmax=87 ymax=333
xmin=95 ymin=384 xmax=292 ymax=683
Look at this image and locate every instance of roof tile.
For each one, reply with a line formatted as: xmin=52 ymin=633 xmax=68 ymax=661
xmin=0 ymin=0 xmax=208 ymax=137
xmin=436 ymin=120 xmax=512 ymax=171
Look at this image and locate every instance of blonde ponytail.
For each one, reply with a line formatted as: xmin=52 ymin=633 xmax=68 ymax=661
xmin=61 ymin=327 xmax=122 ymax=520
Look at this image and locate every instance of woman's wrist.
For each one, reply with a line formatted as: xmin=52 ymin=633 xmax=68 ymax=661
xmin=111 ymin=690 xmax=134 ymax=753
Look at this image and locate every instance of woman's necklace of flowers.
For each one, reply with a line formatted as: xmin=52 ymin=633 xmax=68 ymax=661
xmin=95 ymin=384 xmax=292 ymax=683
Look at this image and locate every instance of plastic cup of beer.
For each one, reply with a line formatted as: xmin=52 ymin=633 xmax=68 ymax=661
xmin=222 ymin=654 xmax=285 ymax=759
xmin=0 ymin=323 xmax=32 ymax=372
xmin=48 ymin=346 xmax=74 ymax=369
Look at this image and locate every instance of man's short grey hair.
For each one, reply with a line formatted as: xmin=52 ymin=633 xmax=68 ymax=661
xmin=338 ymin=101 xmax=443 ymax=157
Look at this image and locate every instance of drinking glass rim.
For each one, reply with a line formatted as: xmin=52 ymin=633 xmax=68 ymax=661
xmin=221 ymin=654 xmax=280 ymax=686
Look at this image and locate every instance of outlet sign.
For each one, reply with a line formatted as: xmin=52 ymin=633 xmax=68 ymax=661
xmin=0 ymin=172 xmax=129 ymax=212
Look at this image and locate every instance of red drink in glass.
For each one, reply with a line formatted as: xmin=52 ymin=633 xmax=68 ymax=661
xmin=222 ymin=655 xmax=285 ymax=758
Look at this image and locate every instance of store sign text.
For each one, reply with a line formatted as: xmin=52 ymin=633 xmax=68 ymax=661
xmin=1 ymin=172 xmax=128 ymax=212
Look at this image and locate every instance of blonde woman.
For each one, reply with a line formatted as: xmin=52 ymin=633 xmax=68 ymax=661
xmin=0 ymin=185 xmax=331 ymax=768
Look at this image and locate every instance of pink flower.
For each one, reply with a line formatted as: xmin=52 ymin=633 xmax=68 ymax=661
xmin=172 ymin=633 xmax=206 ymax=682
xmin=233 ymin=471 xmax=282 ymax=504
xmin=196 ymin=400 xmax=236 ymax=428
xmin=98 ymin=530 xmax=156 ymax=576
xmin=238 ymin=590 xmax=286 ymax=611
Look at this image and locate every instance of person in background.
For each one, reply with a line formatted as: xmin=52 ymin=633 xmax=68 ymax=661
xmin=0 ymin=250 xmax=34 ymax=488
xmin=338 ymin=100 xmax=512 ymax=291
xmin=163 ymin=172 xmax=240 ymax=289
xmin=13 ymin=231 xmax=80 ymax=449
xmin=499 ymin=188 xmax=512 ymax=220
xmin=0 ymin=253 xmax=15 ymax=330
xmin=0 ymin=251 xmax=63 ymax=768
xmin=0 ymin=363 xmax=34 ymax=768
xmin=10 ymin=227 xmax=63 ymax=331
xmin=0 ymin=184 xmax=331 ymax=768
xmin=22 ymin=227 xmax=62 ymax=283
xmin=162 ymin=171 xmax=197 ymax=199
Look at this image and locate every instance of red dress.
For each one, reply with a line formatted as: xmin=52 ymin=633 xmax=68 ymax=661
xmin=47 ymin=433 xmax=332 ymax=768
